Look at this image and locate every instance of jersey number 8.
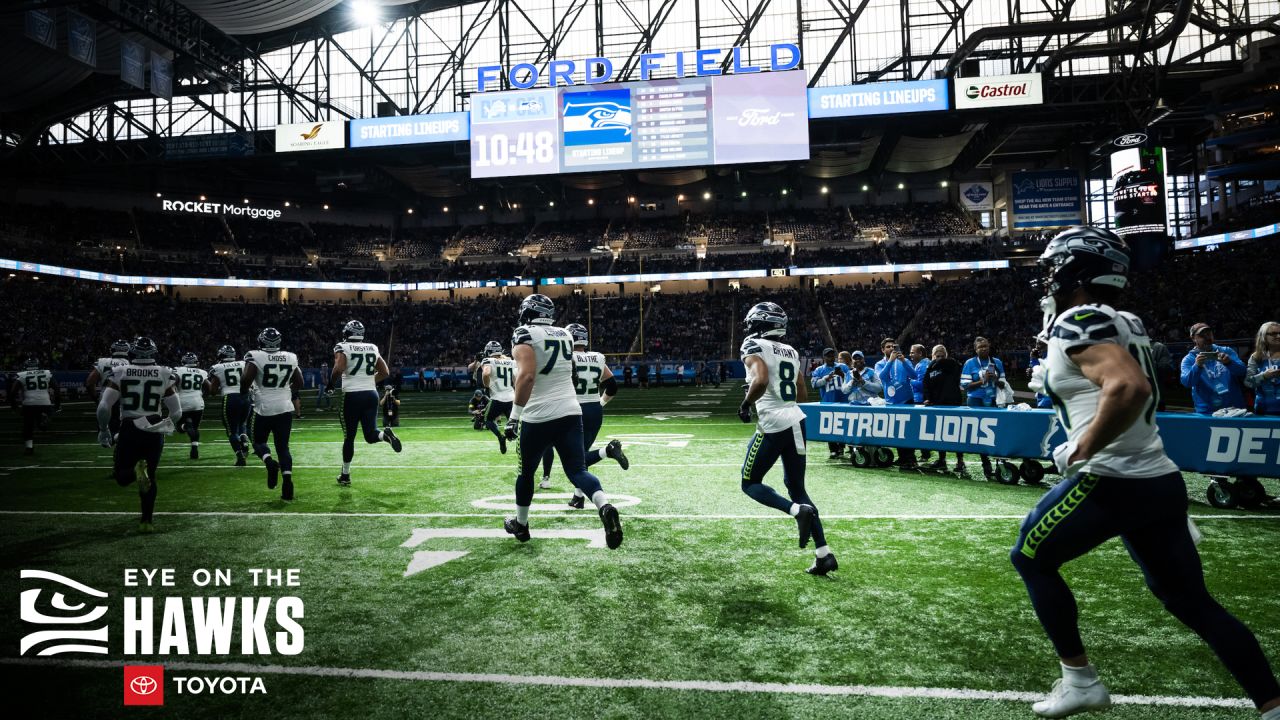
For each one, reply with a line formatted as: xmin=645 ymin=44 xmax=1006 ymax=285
xmin=778 ymin=361 xmax=797 ymax=402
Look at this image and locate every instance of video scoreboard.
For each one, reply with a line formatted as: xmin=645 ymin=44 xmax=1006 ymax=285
xmin=470 ymin=71 xmax=809 ymax=179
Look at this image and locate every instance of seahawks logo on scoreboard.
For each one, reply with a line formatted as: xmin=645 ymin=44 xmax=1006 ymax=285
xmin=562 ymin=89 xmax=632 ymax=146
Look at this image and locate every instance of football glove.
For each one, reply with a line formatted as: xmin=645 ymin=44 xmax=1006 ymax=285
xmin=1027 ymin=364 xmax=1046 ymax=394
xmin=97 ymin=429 xmax=114 ymax=448
xmin=504 ymin=420 xmax=519 ymax=440
xmin=738 ymin=401 xmax=753 ymax=424
xmin=1052 ymin=440 xmax=1086 ymax=477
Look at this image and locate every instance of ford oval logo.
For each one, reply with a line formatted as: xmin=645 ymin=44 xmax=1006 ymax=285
xmin=1113 ymin=133 xmax=1147 ymax=147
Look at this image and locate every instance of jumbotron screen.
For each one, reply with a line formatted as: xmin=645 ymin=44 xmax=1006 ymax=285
xmin=469 ymin=70 xmax=809 ymax=178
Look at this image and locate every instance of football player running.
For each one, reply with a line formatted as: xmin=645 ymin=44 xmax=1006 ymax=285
xmin=479 ymin=340 xmax=517 ymax=454
xmin=208 ymin=344 xmax=251 ymax=466
xmin=242 ymin=328 xmax=302 ymax=501
xmin=86 ymin=339 xmax=131 ymax=443
xmin=502 ymin=294 xmax=622 ymax=549
xmin=1012 ymin=226 xmax=1280 ymax=719
xmin=737 ymin=302 xmax=836 ymax=576
xmin=330 ymin=320 xmax=402 ymax=487
xmin=10 ymin=355 xmax=59 ymax=456
xmin=561 ymin=323 xmax=629 ymax=510
xmin=96 ymin=337 xmax=181 ymax=533
xmin=174 ymin=353 xmax=208 ymax=460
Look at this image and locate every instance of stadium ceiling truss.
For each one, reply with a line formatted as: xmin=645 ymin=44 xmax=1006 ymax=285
xmin=9 ymin=0 xmax=1279 ymax=150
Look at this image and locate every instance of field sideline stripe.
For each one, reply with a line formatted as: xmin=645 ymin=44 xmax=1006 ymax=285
xmin=0 ymin=657 xmax=1251 ymax=709
xmin=0 ymin=510 xmax=1271 ymax=521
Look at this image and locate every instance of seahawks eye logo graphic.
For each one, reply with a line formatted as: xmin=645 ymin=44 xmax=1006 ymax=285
xmin=563 ymin=102 xmax=632 ymax=136
xmin=19 ymin=570 xmax=109 ymax=656
xmin=300 ymin=124 xmax=324 ymax=140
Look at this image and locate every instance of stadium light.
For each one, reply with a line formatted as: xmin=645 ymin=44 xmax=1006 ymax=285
xmin=284 ymin=201 xmax=291 ymax=207
xmin=678 ymin=194 xmax=686 ymax=202
xmin=351 ymin=0 xmax=381 ymax=27
xmin=740 ymin=191 xmax=747 ymax=198
xmin=781 ymin=189 xmax=788 ymax=195
xmin=548 ymin=201 xmax=555 ymax=207
xmin=407 ymin=208 xmax=414 ymax=214
xmin=588 ymin=198 xmax=594 ymax=205
xmin=199 ymin=195 xmax=206 ymax=201
xmin=897 ymin=182 xmax=905 ymax=190
xmin=820 ymin=186 xmax=829 ymax=194
xmin=861 ymin=185 xmax=868 ymax=191
xmin=479 ymin=204 xmax=485 ymax=210
xmin=443 ymin=206 xmax=449 ymax=212
xmin=627 ymin=196 xmax=636 ymax=204
xmin=243 ymin=198 xmax=250 ymax=204
xmin=323 ymin=204 xmax=330 ymax=210
xmin=702 ymin=192 xmax=711 ymax=200
xmin=940 ymin=180 xmax=949 ymax=187
xmin=155 ymin=192 xmax=162 ymax=198
xmin=512 ymin=203 xmax=519 ymax=209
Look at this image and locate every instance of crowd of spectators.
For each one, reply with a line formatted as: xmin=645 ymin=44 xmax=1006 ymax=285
xmin=849 ymin=203 xmax=979 ymax=238
xmin=885 ymin=238 xmax=997 ymax=264
xmin=527 ymin=220 xmax=610 ymax=254
xmin=690 ymin=212 xmax=769 ymax=246
xmin=452 ymin=224 xmax=529 ymax=256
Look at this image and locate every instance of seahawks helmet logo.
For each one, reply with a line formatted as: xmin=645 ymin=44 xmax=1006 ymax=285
xmin=110 ymin=339 xmax=131 ymax=357
xmin=484 ymin=341 xmax=504 ymax=357
xmin=217 ymin=344 xmax=236 ymax=361
xmin=259 ymin=327 xmax=283 ymax=351
xmin=563 ymin=102 xmax=632 ymax=137
xmin=565 ymin=323 xmax=589 ymax=346
xmin=343 ymin=320 xmax=365 ymax=341
xmin=182 ymin=352 xmax=199 ymax=367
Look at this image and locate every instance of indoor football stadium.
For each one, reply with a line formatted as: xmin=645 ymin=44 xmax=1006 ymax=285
xmin=1 ymin=1 xmax=1278 ymax=718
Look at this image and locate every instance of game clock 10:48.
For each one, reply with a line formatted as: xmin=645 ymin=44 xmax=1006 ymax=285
xmin=470 ymin=89 xmax=560 ymax=178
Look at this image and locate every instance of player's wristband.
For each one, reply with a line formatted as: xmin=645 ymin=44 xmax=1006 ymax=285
xmin=511 ymin=405 xmax=523 ymax=421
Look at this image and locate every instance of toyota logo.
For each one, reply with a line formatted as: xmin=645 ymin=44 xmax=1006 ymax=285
xmin=1113 ymin=133 xmax=1147 ymax=147
xmin=130 ymin=676 xmax=158 ymax=695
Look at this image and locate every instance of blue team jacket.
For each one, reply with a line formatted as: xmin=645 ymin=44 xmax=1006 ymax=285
xmin=1180 ymin=344 xmax=1246 ymax=414
xmin=875 ymin=357 xmax=916 ymax=405
xmin=811 ymin=362 xmax=851 ymax=403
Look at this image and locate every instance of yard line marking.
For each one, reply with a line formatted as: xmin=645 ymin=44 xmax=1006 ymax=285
xmin=0 ymin=510 xmax=1272 ymax=521
xmin=0 ymin=657 xmax=1252 ymax=710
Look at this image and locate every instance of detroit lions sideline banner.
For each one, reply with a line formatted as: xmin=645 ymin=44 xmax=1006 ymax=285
xmin=802 ymin=404 xmax=1280 ymax=477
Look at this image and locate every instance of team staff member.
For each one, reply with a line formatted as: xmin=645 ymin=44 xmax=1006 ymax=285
xmin=1245 ymin=321 xmax=1280 ymax=416
xmin=839 ymin=351 xmax=882 ymax=406
xmin=919 ymin=345 xmax=966 ymax=475
xmin=1011 ymin=226 xmax=1280 ymax=720
xmin=810 ymin=347 xmax=850 ymax=459
xmin=908 ymin=343 xmax=934 ymax=462
xmin=961 ymin=336 xmax=1004 ymax=478
xmin=876 ymin=338 xmax=917 ymax=468
xmin=738 ymin=302 xmax=836 ymax=576
xmin=1180 ymin=322 xmax=1247 ymax=415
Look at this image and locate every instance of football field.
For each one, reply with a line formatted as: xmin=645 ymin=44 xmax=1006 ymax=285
xmin=2 ymin=386 xmax=1277 ymax=719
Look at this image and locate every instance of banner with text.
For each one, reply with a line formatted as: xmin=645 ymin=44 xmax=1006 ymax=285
xmin=1011 ymin=169 xmax=1082 ymax=228
xmin=958 ymin=181 xmax=994 ymax=211
xmin=349 ymin=113 xmax=469 ymax=147
xmin=276 ymin=121 xmax=346 ymax=152
xmin=67 ymin=12 xmax=97 ymax=67
xmin=807 ymin=80 xmax=949 ymax=118
xmin=121 ymin=39 xmax=146 ymax=90
xmin=954 ymin=73 xmax=1043 ymax=110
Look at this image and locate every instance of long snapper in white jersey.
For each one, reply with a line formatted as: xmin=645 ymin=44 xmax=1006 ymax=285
xmin=209 ymin=361 xmax=246 ymax=396
xmin=244 ymin=350 xmax=299 ymax=416
xmin=483 ymin=356 xmax=517 ymax=403
xmin=334 ymin=341 xmax=381 ymax=393
xmin=175 ymin=367 xmax=208 ymax=412
xmin=572 ymin=350 xmax=608 ymax=404
xmin=740 ymin=337 xmax=806 ymax=433
xmin=511 ymin=325 xmax=581 ymax=423
xmin=1043 ymin=303 xmax=1178 ymax=478
xmin=14 ymin=369 xmax=55 ymax=406
xmin=109 ymin=363 xmax=177 ymax=420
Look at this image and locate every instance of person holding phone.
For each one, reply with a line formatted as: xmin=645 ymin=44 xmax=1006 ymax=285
xmin=876 ymin=338 xmax=918 ymax=469
xmin=1180 ymin=323 xmax=1246 ymax=415
xmin=810 ymin=347 xmax=851 ymax=459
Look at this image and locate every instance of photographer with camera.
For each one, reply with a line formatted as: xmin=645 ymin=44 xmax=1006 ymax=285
xmin=1246 ymin=321 xmax=1280 ymax=416
xmin=961 ymin=336 xmax=1005 ymax=478
xmin=1180 ymin=323 xmax=1246 ymax=415
xmin=876 ymin=338 xmax=918 ymax=469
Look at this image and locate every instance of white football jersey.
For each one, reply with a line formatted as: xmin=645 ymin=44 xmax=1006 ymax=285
xmin=244 ymin=349 xmax=299 ymax=417
xmin=483 ymin=357 xmax=517 ymax=403
xmin=740 ymin=336 xmax=807 ymax=433
xmin=334 ymin=341 xmax=382 ymax=393
xmin=14 ymin=369 xmax=54 ymax=406
xmin=1043 ymin=304 xmax=1177 ymax=478
xmin=573 ymin=350 xmax=607 ymax=404
xmin=511 ymin=324 xmax=581 ymax=423
xmin=175 ymin=367 xmax=208 ymax=412
xmin=93 ymin=357 xmax=129 ymax=390
xmin=109 ymin=363 xmax=177 ymax=420
xmin=210 ymin=361 xmax=246 ymax=396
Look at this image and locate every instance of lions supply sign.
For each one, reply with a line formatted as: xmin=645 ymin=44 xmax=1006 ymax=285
xmin=958 ymin=181 xmax=993 ymax=211
xmin=275 ymin=121 xmax=346 ymax=152
xmin=807 ymin=80 xmax=949 ymax=118
xmin=954 ymin=73 xmax=1043 ymax=110
xmin=1010 ymin=169 xmax=1083 ymax=228
xmin=349 ymin=113 xmax=470 ymax=147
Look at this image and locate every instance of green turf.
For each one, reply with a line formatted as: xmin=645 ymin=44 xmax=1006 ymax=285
xmin=1 ymin=387 xmax=1277 ymax=719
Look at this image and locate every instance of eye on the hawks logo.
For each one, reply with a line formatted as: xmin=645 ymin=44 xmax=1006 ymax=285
xmin=18 ymin=570 xmax=109 ymax=656
xmin=125 ymin=666 xmax=165 ymax=706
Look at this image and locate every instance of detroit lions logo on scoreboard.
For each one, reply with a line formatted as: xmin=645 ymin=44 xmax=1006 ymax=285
xmin=562 ymin=89 xmax=632 ymax=146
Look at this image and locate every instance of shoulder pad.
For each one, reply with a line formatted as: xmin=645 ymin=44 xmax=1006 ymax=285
xmin=1052 ymin=305 xmax=1120 ymax=343
xmin=512 ymin=327 xmax=533 ymax=346
xmin=333 ymin=343 xmax=345 ymax=355
xmin=741 ymin=339 xmax=763 ymax=356
xmin=243 ymin=351 xmax=255 ymax=363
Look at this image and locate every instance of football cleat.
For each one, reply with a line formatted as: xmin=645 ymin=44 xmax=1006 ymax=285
xmin=189 ymin=445 xmax=199 ymax=460
xmin=135 ymin=460 xmax=152 ymax=496
xmin=795 ymin=504 xmax=817 ymax=549
xmin=605 ymin=439 xmax=629 ymax=470
xmin=138 ymin=521 xmax=155 ymax=534
xmin=568 ymin=494 xmax=585 ymax=510
xmin=926 ymin=458 xmax=948 ymax=473
xmin=337 ymin=473 xmax=352 ymax=487
xmin=807 ymin=553 xmax=839 ymax=576
xmin=954 ymin=461 xmax=969 ymax=478
xmin=1032 ymin=677 xmax=1111 ymax=718
xmin=265 ymin=456 xmax=280 ymax=490
xmin=498 ymin=434 xmax=507 ymax=455
xmin=599 ymin=504 xmax=623 ymax=549
xmin=238 ymin=433 xmax=251 ymax=453
xmin=539 ymin=477 xmax=552 ymax=490
xmin=235 ymin=453 xmax=247 ymax=467
xmin=383 ymin=428 xmax=402 ymax=453
xmin=281 ymin=478 xmax=294 ymax=502
xmin=504 ymin=517 xmax=531 ymax=543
